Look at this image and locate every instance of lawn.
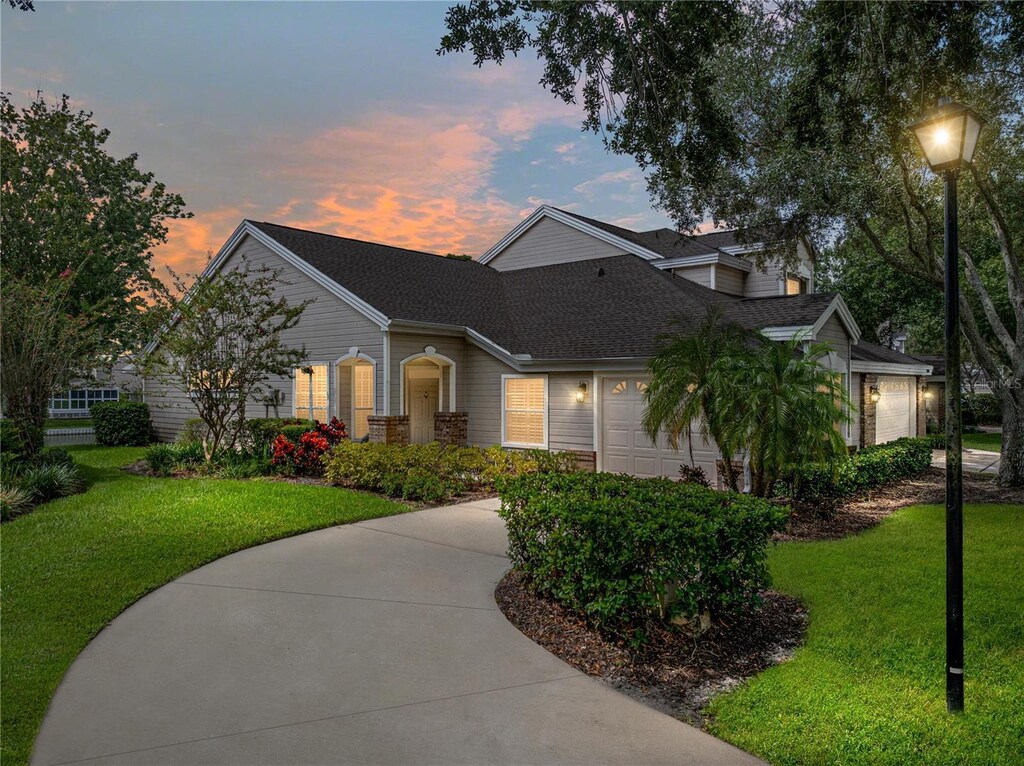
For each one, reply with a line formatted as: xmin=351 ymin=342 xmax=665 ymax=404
xmin=962 ymin=431 xmax=1002 ymax=452
xmin=0 ymin=446 xmax=408 ymax=766
xmin=708 ymin=502 xmax=1024 ymax=765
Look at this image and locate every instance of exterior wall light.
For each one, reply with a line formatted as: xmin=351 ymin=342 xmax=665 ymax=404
xmin=869 ymin=385 xmax=882 ymax=404
xmin=575 ymin=381 xmax=588 ymax=403
xmin=924 ymin=385 xmax=934 ymax=400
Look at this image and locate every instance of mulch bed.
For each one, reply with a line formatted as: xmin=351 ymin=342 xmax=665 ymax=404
xmin=778 ymin=467 xmax=1024 ymax=542
xmin=496 ymin=570 xmax=806 ymax=726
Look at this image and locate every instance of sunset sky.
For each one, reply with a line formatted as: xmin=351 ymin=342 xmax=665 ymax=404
xmin=2 ymin=1 xmax=675 ymax=276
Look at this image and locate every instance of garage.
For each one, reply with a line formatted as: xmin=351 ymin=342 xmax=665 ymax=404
xmin=874 ymin=375 xmax=915 ymax=443
xmin=600 ymin=376 xmax=718 ymax=479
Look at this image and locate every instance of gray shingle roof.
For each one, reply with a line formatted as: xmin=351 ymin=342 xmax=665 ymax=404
xmin=852 ymin=340 xmax=933 ymax=368
xmin=561 ymin=210 xmax=753 ymax=259
xmin=251 ymin=220 xmax=839 ymax=361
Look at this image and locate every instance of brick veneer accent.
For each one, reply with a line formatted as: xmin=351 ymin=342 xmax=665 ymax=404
xmin=367 ymin=415 xmax=409 ymax=445
xmin=926 ymin=381 xmax=946 ymax=430
xmin=860 ymin=373 xmax=878 ymax=447
xmin=565 ymin=449 xmax=596 ymax=472
xmin=433 ymin=412 xmax=468 ymax=447
xmin=915 ymin=376 xmax=928 ymax=437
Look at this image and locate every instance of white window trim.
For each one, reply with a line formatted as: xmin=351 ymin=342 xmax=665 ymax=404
xmin=398 ymin=347 xmax=457 ymax=415
xmin=501 ymin=373 xmax=549 ymax=449
xmin=293 ymin=361 xmax=329 ymax=421
xmin=335 ymin=349 xmax=378 ymax=436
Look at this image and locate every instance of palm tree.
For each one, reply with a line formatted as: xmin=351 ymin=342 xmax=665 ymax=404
xmin=643 ymin=308 xmax=749 ymax=491
xmin=731 ymin=335 xmax=852 ymax=496
xmin=644 ymin=310 xmax=852 ymax=497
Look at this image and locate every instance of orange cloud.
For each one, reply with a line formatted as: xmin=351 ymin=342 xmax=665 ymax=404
xmin=158 ymin=205 xmax=250 ymax=277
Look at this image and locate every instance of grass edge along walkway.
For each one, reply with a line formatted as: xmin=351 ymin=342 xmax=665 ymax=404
xmin=0 ymin=446 xmax=409 ymax=766
xmin=708 ymin=502 xmax=1024 ymax=766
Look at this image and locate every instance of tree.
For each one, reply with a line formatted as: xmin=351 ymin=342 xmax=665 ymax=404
xmin=0 ymin=273 xmax=104 ymax=454
xmin=642 ymin=308 xmax=749 ymax=491
xmin=143 ymin=259 xmax=311 ymax=460
xmin=440 ymin=1 xmax=1024 ymax=486
xmin=644 ymin=311 xmax=849 ymax=497
xmin=0 ymin=93 xmax=189 ymax=455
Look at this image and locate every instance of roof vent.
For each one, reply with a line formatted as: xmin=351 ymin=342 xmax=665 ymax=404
xmin=597 ymin=267 xmax=605 ymax=277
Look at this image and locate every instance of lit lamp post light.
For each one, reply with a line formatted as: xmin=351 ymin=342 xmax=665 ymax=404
xmin=909 ymin=98 xmax=984 ymax=714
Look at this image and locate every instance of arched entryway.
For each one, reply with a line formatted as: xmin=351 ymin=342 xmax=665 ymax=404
xmin=336 ymin=348 xmax=376 ymax=440
xmin=400 ymin=347 xmax=456 ymax=444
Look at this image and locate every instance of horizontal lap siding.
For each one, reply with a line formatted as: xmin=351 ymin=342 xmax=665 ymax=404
xmin=744 ymin=261 xmax=784 ymax=297
xmin=488 ymin=217 xmax=627 ymax=271
xmin=673 ymin=265 xmax=713 ymax=288
xmin=547 ymin=372 xmax=595 ymax=452
xmin=816 ymin=314 xmax=855 ymax=446
xmin=461 ymin=344 xmax=515 ymax=447
xmin=145 ymin=233 xmax=384 ymax=442
xmin=716 ymin=266 xmax=745 ymax=296
xmin=388 ymin=333 xmax=466 ymax=415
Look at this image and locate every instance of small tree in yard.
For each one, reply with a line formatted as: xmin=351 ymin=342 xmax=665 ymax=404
xmin=144 ymin=259 xmax=311 ymax=460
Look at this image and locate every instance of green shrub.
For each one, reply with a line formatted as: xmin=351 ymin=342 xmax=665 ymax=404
xmin=144 ymin=444 xmax=178 ymax=476
xmin=323 ymin=442 xmax=576 ymax=502
xmin=176 ymin=418 xmax=209 ymax=446
xmin=0 ymin=483 xmax=34 ymax=522
xmin=787 ymin=437 xmax=934 ymax=505
xmin=1 ymin=418 xmax=27 ymax=466
xmin=498 ymin=472 xmax=787 ymax=644
xmin=962 ymin=392 xmax=1001 ymax=426
xmin=92 ymin=402 xmax=152 ymax=446
xmin=16 ymin=463 xmax=86 ymax=503
xmin=172 ymin=441 xmax=205 ymax=467
xmin=243 ymin=418 xmax=316 ymax=453
xmin=35 ymin=447 xmax=74 ymax=469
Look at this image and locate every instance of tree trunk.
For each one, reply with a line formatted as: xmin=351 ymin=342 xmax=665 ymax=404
xmin=5 ymin=392 xmax=47 ymax=457
xmin=998 ymin=390 xmax=1024 ymax=488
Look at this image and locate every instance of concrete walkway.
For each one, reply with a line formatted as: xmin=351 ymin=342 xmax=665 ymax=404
xmin=33 ymin=499 xmax=761 ymax=766
xmin=932 ymin=448 xmax=1001 ymax=474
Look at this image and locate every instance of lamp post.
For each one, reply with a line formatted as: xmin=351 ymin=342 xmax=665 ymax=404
xmin=910 ymin=98 xmax=984 ymax=714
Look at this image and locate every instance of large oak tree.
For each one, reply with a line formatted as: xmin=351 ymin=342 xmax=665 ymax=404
xmin=440 ymin=1 xmax=1024 ymax=486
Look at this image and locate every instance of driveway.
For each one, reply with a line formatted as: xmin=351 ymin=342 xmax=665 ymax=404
xmin=33 ymin=499 xmax=761 ymax=766
xmin=932 ymin=448 xmax=1001 ymax=474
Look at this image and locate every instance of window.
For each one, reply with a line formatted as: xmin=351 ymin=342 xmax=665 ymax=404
xmin=785 ymin=276 xmax=806 ymax=295
xmin=610 ymin=380 xmax=627 ymax=395
xmin=502 ymin=375 xmax=547 ymax=448
xmin=352 ymin=363 xmax=374 ymax=439
xmin=49 ymin=388 xmax=119 ymax=413
xmin=294 ymin=364 xmax=328 ymax=422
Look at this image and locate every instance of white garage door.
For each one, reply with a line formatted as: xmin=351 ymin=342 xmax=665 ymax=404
xmin=875 ymin=376 xmax=915 ymax=444
xmin=600 ymin=376 xmax=718 ymax=479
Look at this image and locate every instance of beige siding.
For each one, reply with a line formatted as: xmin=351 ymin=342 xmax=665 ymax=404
xmin=815 ymin=313 xmax=855 ymax=446
xmin=547 ymin=373 xmax=595 ymax=452
xmin=487 ymin=216 xmax=628 ymax=271
xmin=744 ymin=261 xmax=785 ymax=297
xmin=716 ymin=266 xmax=745 ymax=296
xmin=673 ymin=265 xmax=713 ymax=288
xmin=850 ymin=372 xmax=862 ymax=446
xmin=144 ymin=233 xmax=385 ymax=441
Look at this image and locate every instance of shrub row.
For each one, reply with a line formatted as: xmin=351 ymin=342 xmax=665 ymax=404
xmin=498 ymin=472 xmax=787 ymax=644
xmin=962 ymin=392 xmax=1001 ymax=427
xmin=144 ymin=441 xmax=272 ymax=479
xmin=323 ymin=442 xmax=577 ymax=503
xmin=786 ymin=437 xmax=933 ymax=504
xmin=92 ymin=401 xmax=152 ymax=446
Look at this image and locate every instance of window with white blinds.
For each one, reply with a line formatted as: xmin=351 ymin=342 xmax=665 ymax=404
xmin=502 ymin=375 xmax=546 ymax=448
xmin=294 ymin=363 xmax=328 ymax=422
xmin=352 ymin=363 xmax=374 ymax=439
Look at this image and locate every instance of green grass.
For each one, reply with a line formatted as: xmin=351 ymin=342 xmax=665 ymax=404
xmin=0 ymin=446 xmax=407 ymax=766
xmin=708 ymin=503 xmax=1024 ymax=765
xmin=962 ymin=431 xmax=1001 ymax=452
xmin=44 ymin=417 xmax=93 ymax=429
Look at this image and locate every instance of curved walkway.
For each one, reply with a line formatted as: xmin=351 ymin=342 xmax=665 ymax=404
xmin=33 ymin=499 xmax=762 ymax=765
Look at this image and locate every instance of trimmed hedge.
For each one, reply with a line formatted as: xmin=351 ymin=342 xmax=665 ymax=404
xmin=92 ymin=402 xmax=152 ymax=446
xmin=243 ymin=417 xmax=316 ymax=453
xmin=786 ymin=437 xmax=933 ymax=505
xmin=323 ymin=442 xmax=577 ymax=503
xmin=498 ymin=472 xmax=787 ymax=644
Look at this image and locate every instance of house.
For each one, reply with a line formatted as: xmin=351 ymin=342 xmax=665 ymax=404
xmin=142 ymin=205 xmax=930 ymax=480
xmin=48 ymin=360 xmax=142 ymax=419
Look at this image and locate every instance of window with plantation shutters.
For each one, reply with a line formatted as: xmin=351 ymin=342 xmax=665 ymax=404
xmin=502 ymin=375 xmax=546 ymax=448
xmin=352 ymin=363 xmax=374 ymax=439
xmin=294 ymin=363 xmax=328 ymax=422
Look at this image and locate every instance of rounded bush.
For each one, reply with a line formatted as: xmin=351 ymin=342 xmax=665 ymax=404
xmin=92 ymin=402 xmax=152 ymax=447
xmin=1 ymin=483 xmax=35 ymax=522
xmin=144 ymin=444 xmax=178 ymax=476
xmin=16 ymin=463 xmax=86 ymax=503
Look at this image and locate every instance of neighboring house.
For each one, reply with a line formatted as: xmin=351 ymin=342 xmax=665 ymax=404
xmin=913 ymin=354 xmax=993 ymax=431
xmin=48 ymin=360 xmax=143 ymax=419
xmin=142 ymin=205 xmax=930 ymax=481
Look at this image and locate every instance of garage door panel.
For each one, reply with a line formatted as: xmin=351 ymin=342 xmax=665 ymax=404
xmin=601 ymin=376 xmax=715 ymax=479
xmin=876 ymin=376 xmax=913 ymax=444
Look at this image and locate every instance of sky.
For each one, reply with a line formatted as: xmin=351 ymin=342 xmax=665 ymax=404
xmin=1 ymin=0 xmax=676 ymax=276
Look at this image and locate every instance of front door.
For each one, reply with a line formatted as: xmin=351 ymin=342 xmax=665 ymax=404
xmin=408 ymin=377 xmax=439 ymax=444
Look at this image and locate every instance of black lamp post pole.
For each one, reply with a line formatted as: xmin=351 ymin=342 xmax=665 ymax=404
xmin=944 ymin=168 xmax=965 ymax=713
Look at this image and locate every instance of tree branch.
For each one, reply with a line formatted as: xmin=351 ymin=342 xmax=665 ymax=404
xmin=961 ymin=246 xmax=1017 ymax=362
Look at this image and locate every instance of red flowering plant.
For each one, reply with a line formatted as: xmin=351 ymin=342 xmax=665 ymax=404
xmin=271 ymin=417 xmax=348 ymax=475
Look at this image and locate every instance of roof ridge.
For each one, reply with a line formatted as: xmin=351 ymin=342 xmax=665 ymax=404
xmin=250 ymin=220 xmax=484 ymax=264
